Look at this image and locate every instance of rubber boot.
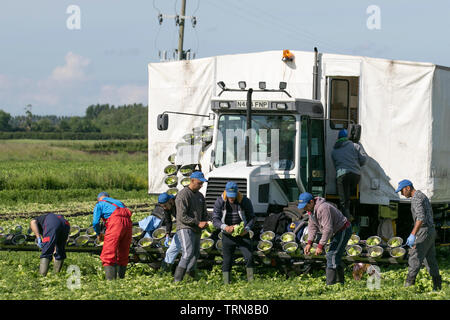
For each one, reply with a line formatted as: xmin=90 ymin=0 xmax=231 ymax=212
xmin=246 ymin=268 xmax=254 ymax=282
xmin=404 ymin=274 xmax=416 ymax=287
xmin=117 ymin=265 xmax=127 ymax=279
xmin=186 ymin=269 xmax=198 ymax=281
xmin=336 ymin=265 xmax=345 ymax=284
xmin=39 ymin=258 xmax=51 ymax=276
xmin=53 ymin=259 xmax=64 ymax=273
xmin=223 ymin=271 xmax=231 ymax=284
xmin=326 ymin=268 xmax=337 ymax=285
xmin=104 ymin=266 xmax=117 ymax=281
xmin=432 ymin=275 xmax=442 ymax=291
xmin=160 ymin=261 xmax=172 ymax=273
xmin=174 ymin=266 xmax=186 ymax=282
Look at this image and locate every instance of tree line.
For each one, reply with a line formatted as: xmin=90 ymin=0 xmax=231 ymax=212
xmin=0 ymin=104 xmax=147 ymax=139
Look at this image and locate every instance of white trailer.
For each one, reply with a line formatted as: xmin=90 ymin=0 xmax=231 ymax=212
xmin=148 ymin=50 xmax=450 ymax=241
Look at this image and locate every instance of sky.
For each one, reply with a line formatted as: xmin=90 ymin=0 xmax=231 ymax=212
xmin=0 ymin=0 xmax=449 ymax=116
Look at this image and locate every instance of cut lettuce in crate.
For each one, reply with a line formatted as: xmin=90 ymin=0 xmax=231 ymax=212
xmin=346 ymin=245 xmax=362 ymax=256
xmin=164 ymin=165 xmax=178 ymax=176
xmin=387 ymin=237 xmax=403 ymax=248
xmin=366 ymin=236 xmax=381 ymax=246
xmin=257 ymin=240 xmax=273 ymax=252
xmin=200 ymin=239 xmax=214 ymax=250
xmin=347 ymin=234 xmax=360 ymax=245
xmin=260 ymin=231 xmax=275 ymax=241
xmin=281 ymin=232 xmax=295 ymax=243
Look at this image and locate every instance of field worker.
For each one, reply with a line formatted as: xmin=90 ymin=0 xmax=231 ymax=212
xmin=395 ymin=179 xmax=442 ymax=290
xmin=93 ymin=192 xmax=133 ymax=281
xmin=298 ymin=192 xmax=351 ymax=285
xmin=30 ymin=213 xmax=70 ymax=276
xmin=212 ymin=181 xmax=256 ymax=284
xmin=156 ymin=192 xmax=182 ymax=273
xmin=173 ymin=171 xmax=209 ymax=282
xmin=331 ymin=129 xmax=367 ymax=221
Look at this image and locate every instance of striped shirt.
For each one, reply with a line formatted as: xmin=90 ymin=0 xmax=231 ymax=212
xmin=411 ymin=190 xmax=434 ymax=227
xmin=224 ymin=202 xmax=242 ymax=226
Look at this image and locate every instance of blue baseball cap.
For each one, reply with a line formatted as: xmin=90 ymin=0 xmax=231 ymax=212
xmin=97 ymin=192 xmax=110 ymax=199
xmin=395 ymin=179 xmax=413 ymax=193
xmin=297 ymin=192 xmax=314 ymax=209
xmin=338 ymin=129 xmax=348 ymax=139
xmin=158 ymin=192 xmax=175 ymax=204
xmin=190 ymin=171 xmax=208 ymax=182
xmin=225 ymin=181 xmax=238 ymax=198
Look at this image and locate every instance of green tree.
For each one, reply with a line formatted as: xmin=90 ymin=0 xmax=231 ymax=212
xmin=34 ymin=118 xmax=55 ymax=132
xmin=0 ymin=109 xmax=12 ymax=131
xmin=58 ymin=119 xmax=71 ymax=132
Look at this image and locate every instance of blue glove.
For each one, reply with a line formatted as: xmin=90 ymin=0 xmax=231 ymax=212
xmin=406 ymin=234 xmax=416 ymax=248
xmin=164 ymin=235 xmax=170 ymax=248
xmin=37 ymin=237 xmax=43 ymax=249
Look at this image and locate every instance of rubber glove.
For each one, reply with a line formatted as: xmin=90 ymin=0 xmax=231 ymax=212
xmin=406 ymin=234 xmax=416 ymax=248
xmin=164 ymin=235 xmax=170 ymax=248
xmin=37 ymin=237 xmax=43 ymax=249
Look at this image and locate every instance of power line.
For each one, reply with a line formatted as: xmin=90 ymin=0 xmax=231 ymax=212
xmin=206 ymin=0 xmax=341 ymax=53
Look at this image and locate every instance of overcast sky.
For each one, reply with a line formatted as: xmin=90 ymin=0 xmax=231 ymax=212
xmin=0 ymin=0 xmax=449 ymax=116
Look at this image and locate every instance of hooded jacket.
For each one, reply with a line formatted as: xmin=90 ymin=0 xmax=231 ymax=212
xmin=212 ymin=191 xmax=255 ymax=234
xmin=307 ymin=197 xmax=348 ymax=248
xmin=331 ymin=138 xmax=367 ymax=177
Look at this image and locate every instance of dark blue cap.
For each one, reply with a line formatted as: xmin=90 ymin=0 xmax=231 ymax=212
xmin=297 ymin=192 xmax=314 ymax=209
xmin=225 ymin=181 xmax=238 ymax=198
xmin=190 ymin=171 xmax=208 ymax=182
xmin=97 ymin=192 xmax=110 ymax=199
xmin=158 ymin=192 xmax=175 ymax=204
xmin=338 ymin=129 xmax=348 ymax=139
xmin=395 ymin=179 xmax=413 ymax=193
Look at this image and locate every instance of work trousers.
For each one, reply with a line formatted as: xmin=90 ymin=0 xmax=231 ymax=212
xmin=326 ymin=224 xmax=352 ymax=269
xmin=221 ymin=233 xmax=253 ymax=272
xmin=164 ymin=233 xmax=181 ymax=264
xmin=40 ymin=213 xmax=70 ymax=260
xmin=336 ymin=172 xmax=360 ymax=219
xmin=177 ymin=228 xmax=201 ymax=272
xmin=100 ymin=207 xmax=132 ymax=267
xmin=407 ymin=227 xmax=440 ymax=279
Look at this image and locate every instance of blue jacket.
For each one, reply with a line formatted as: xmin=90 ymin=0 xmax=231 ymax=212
xmin=212 ymin=191 xmax=255 ymax=233
xmin=92 ymin=197 xmax=126 ymax=235
xmin=331 ymin=139 xmax=367 ymax=177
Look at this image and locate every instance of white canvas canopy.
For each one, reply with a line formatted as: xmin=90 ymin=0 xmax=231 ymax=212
xmin=148 ymin=50 xmax=450 ymax=205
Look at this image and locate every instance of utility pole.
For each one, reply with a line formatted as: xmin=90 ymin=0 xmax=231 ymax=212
xmin=156 ymin=0 xmax=196 ymax=61
xmin=178 ymin=0 xmax=187 ymax=60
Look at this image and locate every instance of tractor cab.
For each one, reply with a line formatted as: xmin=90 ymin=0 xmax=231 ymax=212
xmin=203 ymin=83 xmax=326 ymax=216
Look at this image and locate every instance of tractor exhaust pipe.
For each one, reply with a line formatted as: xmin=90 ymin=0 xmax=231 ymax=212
xmin=313 ymin=47 xmax=319 ymax=100
xmin=246 ymin=88 xmax=253 ymax=167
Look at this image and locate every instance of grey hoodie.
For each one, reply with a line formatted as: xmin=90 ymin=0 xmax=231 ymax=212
xmin=175 ymin=186 xmax=209 ymax=234
xmin=307 ymin=197 xmax=348 ymax=247
xmin=331 ymin=139 xmax=367 ymax=177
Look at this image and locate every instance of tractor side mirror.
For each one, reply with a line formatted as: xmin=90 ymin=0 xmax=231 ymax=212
xmin=157 ymin=113 xmax=169 ymax=131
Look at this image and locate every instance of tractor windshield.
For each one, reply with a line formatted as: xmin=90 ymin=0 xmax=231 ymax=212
xmin=214 ymin=114 xmax=296 ymax=169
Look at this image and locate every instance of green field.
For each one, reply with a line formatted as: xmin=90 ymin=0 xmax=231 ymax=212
xmin=0 ymin=140 xmax=449 ymax=300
